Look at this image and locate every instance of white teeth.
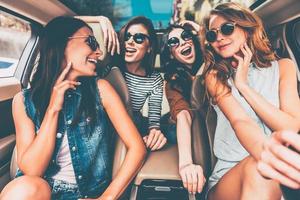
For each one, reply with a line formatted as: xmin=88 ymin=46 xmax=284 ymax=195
xmin=87 ymin=58 xmax=97 ymax=64
xmin=126 ymin=47 xmax=137 ymax=53
xmin=181 ymin=46 xmax=191 ymax=53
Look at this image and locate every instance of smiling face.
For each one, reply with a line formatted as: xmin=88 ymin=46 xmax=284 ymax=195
xmin=64 ymin=26 xmax=102 ymax=79
xmin=208 ymin=14 xmax=247 ymax=59
xmin=168 ymin=28 xmax=195 ymax=67
xmin=124 ymin=24 xmax=150 ymax=65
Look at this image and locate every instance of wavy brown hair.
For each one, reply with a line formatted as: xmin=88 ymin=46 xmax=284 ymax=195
xmin=200 ymin=2 xmax=277 ymax=96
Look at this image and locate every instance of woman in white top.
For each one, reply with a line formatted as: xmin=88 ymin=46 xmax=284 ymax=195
xmin=200 ymin=2 xmax=300 ymax=200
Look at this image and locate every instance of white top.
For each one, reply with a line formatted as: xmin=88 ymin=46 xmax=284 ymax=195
xmin=52 ymin=133 xmax=76 ymax=184
xmin=212 ymin=61 xmax=280 ymax=162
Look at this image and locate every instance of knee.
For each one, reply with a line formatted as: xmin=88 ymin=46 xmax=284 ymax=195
xmin=0 ymin=176 xmax=51 ymax=200
xmin=242 ymin=157 xmax=263 ymax=185
xmin=242 ymin=157 xmax=280 ymax=189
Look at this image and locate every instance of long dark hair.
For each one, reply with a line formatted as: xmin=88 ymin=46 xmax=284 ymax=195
xmin=30 ymin=16 xmax=97 ymax=127
xmin=161 ymin=25 xmax=203 ymax=101
xmin=118 ymin=16 xmax=157 ymax=76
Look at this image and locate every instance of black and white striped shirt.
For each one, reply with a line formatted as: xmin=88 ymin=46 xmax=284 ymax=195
xmin=124 ymin=71 xmax=163 ymax=129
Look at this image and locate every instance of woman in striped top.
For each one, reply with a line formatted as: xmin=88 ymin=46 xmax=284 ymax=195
xmin=118 ymin=16 xmax=167 ymax=151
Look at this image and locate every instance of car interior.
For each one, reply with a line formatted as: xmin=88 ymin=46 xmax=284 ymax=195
xmin=0 ymin=0 xmax=299 ymax=200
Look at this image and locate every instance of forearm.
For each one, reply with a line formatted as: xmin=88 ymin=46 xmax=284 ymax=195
xmin=238 ymin=84 xmax=299 ymax=131
xmin=19 ymin=108 xmax=59 ymax=176
xmin=176 ymin=110 xmax=193 ymax=166
xmin=74 ymin=16 xmax=105 ymax=23
xmin=232 ymin=119 xmax=267 ymax=160
xmin=100 ymin=145 xmax=146 ymax=199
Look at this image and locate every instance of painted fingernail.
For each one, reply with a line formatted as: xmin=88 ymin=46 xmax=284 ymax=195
xmin=76 ymin=82 xmax=81 ymax=85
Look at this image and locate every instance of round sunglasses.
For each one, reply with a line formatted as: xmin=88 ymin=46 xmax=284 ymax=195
xmin=125 ymin=32 xmax=150 ymax=44
xmin=206 ymin=22 xmax=236 ymax=43
xmin=68 ymin=35 xmax=100 ymax=51
xmin=167 ymin=30 xmax=193 ymax=48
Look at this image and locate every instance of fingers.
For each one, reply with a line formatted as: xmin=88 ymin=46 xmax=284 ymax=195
xmin=146 ymin=129 xmax=159 ymax=148
xmin=110 ymin=32 xmax=116 ymax=56
xmin=179 ymin=164 xmax=205 ymax=194
xmin=276 ymin=131 xmax=300 ymax=152
xmin=107 ymin=28 xmax=113 ymax=54
xmin=191 ymin=171 xmax=197 ymax=194
xmin=55 ymin=62 xmax=72 ymax=84
xmin=145 ymin=130 xmax=167 ymax=151
xmin=99 ymin=17 xmax=119 ymax=55
xmin=156 ymin=137 xmax=167 ymax=150
xmin=257 ymin=161 xmax=300 ymax=189
xmin=151 ymin=135 xmax=167 ymax=151
xmin=261 ymin=150 xmax=300 ymax=184
xmin=116 ymin=32 xmax=120 ymax=54
xmin=187 ymin=173 xmax=193 ymax=193
xmin=178 ymin=20 xmax=200 ymax=32
xmin=143 ymin=135 xmax=148 ymax=144
xmin=269 ymin=140 xmax=300 ymax=171
xmin=180 ymin=172 xmax=188 ymax=189
xmin=240 ymin=43 xmax=252 ymax=64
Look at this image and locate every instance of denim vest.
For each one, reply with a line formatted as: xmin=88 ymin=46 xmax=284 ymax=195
xmin=16 ymin=79 xmax=112 ymax=198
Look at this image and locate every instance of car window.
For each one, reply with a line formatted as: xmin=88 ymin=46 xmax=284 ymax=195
xmin=0 ymin=10 xmax=31 ymax=78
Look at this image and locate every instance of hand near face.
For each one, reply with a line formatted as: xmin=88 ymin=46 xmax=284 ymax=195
xmin=179 ymin=163 xmax=206 ymax=194
xmin=257 ymin=131 xmax=300 ymax=189
xmin=98 ymin=16 xmax=120 ymax=56
xmin=179 ymin=20 xmax=200 ymax=33
xmin=232 ymin=43 xmax=253 ymax=90
xmin=143 ymin=129 xmax=167 ymax=151
xmin=48 ymin=62 xmax=81 ymax=113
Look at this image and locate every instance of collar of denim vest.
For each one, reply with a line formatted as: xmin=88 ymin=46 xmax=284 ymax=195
xmin=65 ymin=85 xmax=82 ymax=97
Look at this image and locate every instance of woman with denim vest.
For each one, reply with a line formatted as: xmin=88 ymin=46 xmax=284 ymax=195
xmin=160 ymin=23 xmax=205 ymax=195
xmin=0 ymin=16 xmax=146 ymax=200
xmin=200 ymin=2 xmax=300 ymax=200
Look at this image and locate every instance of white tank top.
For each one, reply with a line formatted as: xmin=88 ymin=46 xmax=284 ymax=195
xmin=52 ymin=133 xmax=76 ymax=183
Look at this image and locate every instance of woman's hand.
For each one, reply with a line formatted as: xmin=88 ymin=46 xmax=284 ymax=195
xmin=179 ymin=163 xmax=206 ymax=194
xmin=233 ymin=43 xmax=253 ymax=90
xmin=257 ymin=130 xmax=300 ymax=189
xmin=48 ymin=62 xmax=81 ymax=113
xmin=97 ymin=16 xmax=120 ymax=56
xmin=179 ymin=20 xmax=200 ymax=33
xmin=143 ymin=129 xmax=167 ymax=151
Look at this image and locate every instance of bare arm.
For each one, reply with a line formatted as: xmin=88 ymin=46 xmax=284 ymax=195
xmin=177 ymin=110 xmax=193 ymax=167
xmin=206 ymin=71 xmax=267 ymax=160
xmin=15 ymin=63 xmax=79 ymax=176
xmin=13 ymin=92 xmax=58 ymax=176
xmin=234 ymin=44 xmax=300 ymax=132
xmin=75 ymin=16 xmax=120 ymax=55
xmin=97 ymin=79 xmax=146 ymax=199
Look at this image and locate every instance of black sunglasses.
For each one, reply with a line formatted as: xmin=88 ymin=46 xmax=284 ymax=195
xmin=167 ymin=30 xmax=193 ymax=48
xmin=68 ymin=35 xmax=100 ymax=51
xmin=206 ymin=22 xmax=236 ymax=43
xmin=125 ymin=32 xmax=150 ymax=44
